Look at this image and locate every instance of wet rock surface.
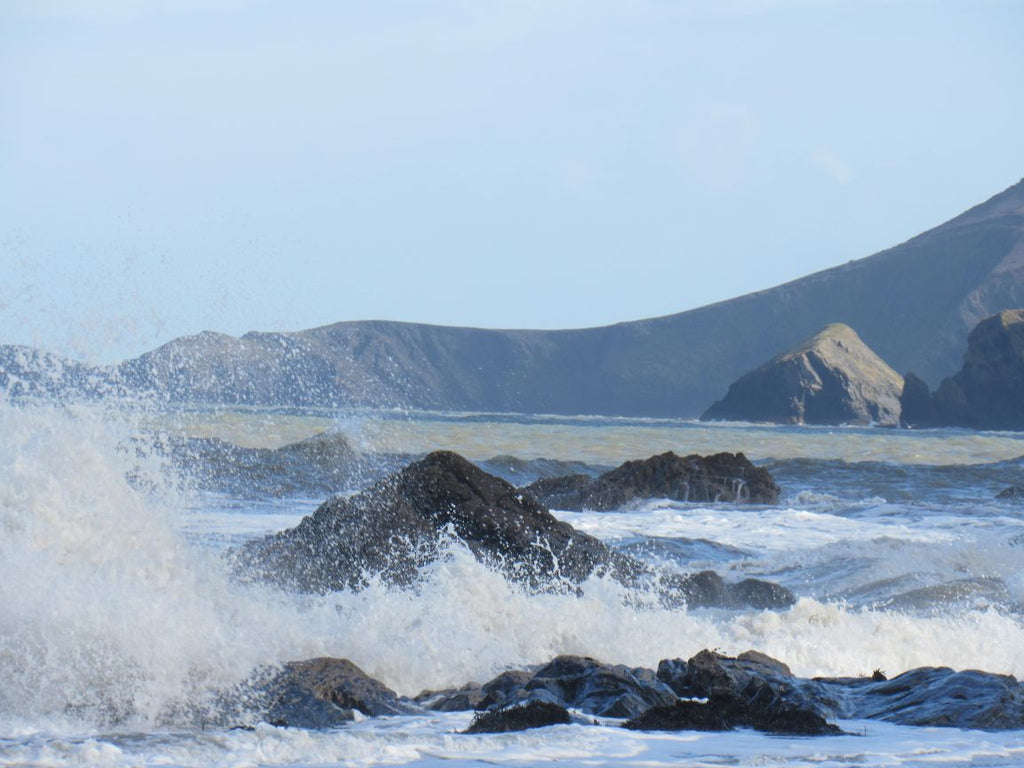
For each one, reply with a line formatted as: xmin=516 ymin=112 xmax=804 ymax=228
xmin=230 ymin=450 xmax=633 ymax=592
xmin=487 ymin=656 xmax=678 ymax=720
xmin=656 ymin=650 xmax=842 ymax=735
xmin=463 ymin=700 xmax=572 ymax=734
xmin=245 ymin=649 xmax=1024 ymax=734
xmin=256 ymin=658 xmax=421 ymax=729
xmin=524 ymin=451 xmax=779 ymax=509
xmin=230 ymin=450 xmax=793 ymax=610
xmin=809 ymin=666 xmax=1024 ymax=729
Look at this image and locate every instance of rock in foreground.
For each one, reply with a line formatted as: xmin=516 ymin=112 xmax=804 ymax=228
xmin=524 ymin=451 xmax=779 ymax=510
xmin=255 ymin=658 xmax=421 ymax=729
xmin=230 ymin=451 xmax=793 ymax=610
xmin=702 ymin=323 xmax=904 ymax=426
xmin=247 ymin=649 xmax=1024 ymax=734
xmin=463 ymin=701 xmax=572 ymax=734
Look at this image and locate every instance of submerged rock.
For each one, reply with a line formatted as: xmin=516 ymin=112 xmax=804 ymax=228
xmin=231 ymin=450 xmax=794 ymax=610
xmin=900 ymin=310 xmax=1024 ymax=430
xmin=523 ymin=451 xmax=779 ymax=510
xmin=997 ymin=485 xmax=1024 ymax=500
xmin=167 ymin=432 xmax=401 ymax=499
xmin=702 ymin=323 xmax=904 ymax=426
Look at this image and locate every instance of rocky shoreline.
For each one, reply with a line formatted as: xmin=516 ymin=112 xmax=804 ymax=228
xmin=249 ymin=648 xmax=1024 ymax=735
xmin=219 ymin=447 xmax=1024 ymax=736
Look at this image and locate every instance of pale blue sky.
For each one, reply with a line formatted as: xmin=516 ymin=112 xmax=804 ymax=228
xmin=2 ymin=0 xmax=1023 ymax=363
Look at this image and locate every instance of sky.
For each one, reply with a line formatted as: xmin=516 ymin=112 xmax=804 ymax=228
xmin=2 ymin=0 xmax=1023 ymax=364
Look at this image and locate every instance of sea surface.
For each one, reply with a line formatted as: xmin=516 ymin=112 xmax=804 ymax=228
xmin=3 ymin=400 xmax=1024 ymax=766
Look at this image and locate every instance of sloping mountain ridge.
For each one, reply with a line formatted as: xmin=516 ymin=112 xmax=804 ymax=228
xmin=5 ymin=178 xmax=1024 ymax=417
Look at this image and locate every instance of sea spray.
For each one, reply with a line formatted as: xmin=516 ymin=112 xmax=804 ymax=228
xmin=0 ymin=400 xmax=345 ymax=730
xmin=5 ymin=399 xmax=1024 ymax=738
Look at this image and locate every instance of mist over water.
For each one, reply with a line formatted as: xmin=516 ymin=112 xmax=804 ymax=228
xmin=3 ymin=400 xmax=1024 ymax=765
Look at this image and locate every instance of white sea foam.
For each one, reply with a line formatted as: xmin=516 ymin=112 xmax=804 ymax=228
xmin=5 ymin=714 xmax=1024 ymax=767
xmin=4 ymin=402 xmax=1024 ymax=766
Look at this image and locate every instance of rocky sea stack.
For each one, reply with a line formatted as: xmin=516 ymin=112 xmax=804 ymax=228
xmin=701 ymin=323 xmax=904 ymax=426
xmin=900 ymin=309 xmax=1024 ymax=429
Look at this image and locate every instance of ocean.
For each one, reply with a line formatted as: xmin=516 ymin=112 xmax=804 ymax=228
xmin=3 ymin=400 xmax=1024 ymax=766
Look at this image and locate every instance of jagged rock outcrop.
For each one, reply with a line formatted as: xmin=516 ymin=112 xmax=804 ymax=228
xmin=230 ymin=451 xmax=794 ymax=610
xmin=900 ymin=310 xmax=1024 ymax=429
xmin=524 ymin=451 xmax=778 ymax=510
xmin=701 ymin=323 xmax=904 ymax=426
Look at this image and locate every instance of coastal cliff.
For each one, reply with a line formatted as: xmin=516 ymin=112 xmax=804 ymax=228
xmin=901 ymin=309 xmax=1024 ymax=429
xmin=5 ymin=178 xmax=1024 ymax=418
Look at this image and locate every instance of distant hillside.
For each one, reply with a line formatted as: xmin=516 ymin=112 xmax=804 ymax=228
xmin=6 ymin=177 xmax=1024 ymax=417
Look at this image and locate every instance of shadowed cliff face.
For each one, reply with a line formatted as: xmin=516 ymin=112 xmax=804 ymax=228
xmin=700 ymin=324 xmax=904 ymax=426
xmin=901 ymin=309 xmax=1024 ymax=430
xmin=5 ymin=179 xmax=1024 ymax=417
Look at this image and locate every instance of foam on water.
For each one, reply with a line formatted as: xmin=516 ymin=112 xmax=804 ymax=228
xmin=5 ymin=714 xmax=1024 ymax=767
xmin=5 ymin=401 xmax=1024 ymax=766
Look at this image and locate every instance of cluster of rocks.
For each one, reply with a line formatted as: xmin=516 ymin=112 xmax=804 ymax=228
xmin=524 ymin=451 xmax=778 ymax=509
xmin=250 ymin=648 xmax=1024 ymax=735
xmin=230 ymin=450 xmax=793 ymax=609
xmin=226 ymin=444 xmax=1024 ymax=737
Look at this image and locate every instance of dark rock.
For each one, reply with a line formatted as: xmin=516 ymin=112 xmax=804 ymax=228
xmin=257 ymin=657 xmax=420 ymax=728
xmin=231 ymin=451 xmax=795 ymax=611
xmin=998 ymin=485 xmax=1024 ymax=500
xmin=469 ymin=656 xmax=676 ymax=720
xmin=657 ymin=570 xmax=795 ymax=611
xmin=625 ymin=693 xmax=837 ymax=735
xmin=623 ymin=699 xmax=732 ymax=732
xmin=231 ymin=450 xmax=633 ymax=593
xmin=245 ymin=649 xmax=1024 ymax=735
xmin=414 ymin=682 xmax=487 ymax=712
xmin=900 ymin=310 xmax=1024 ymax=430
xmin=463 ymin=700 xmax=572 ymax=734
xmin=524 ymin=451 xmax=779 ymax=510
xmin=523 ymin=656 xmax=677 ymax=719
xmin=478 ymin=670 xmax=536 ymax=711
xmin=898 ymin=371 xmax=938 ymax=428
xmin=702 ymin=323 xmax=904 ymax=426
xmin=655 ymin=650 xmax=842 ymax=735
xmin=811 ymin=666 xmax=1024 ymax=729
